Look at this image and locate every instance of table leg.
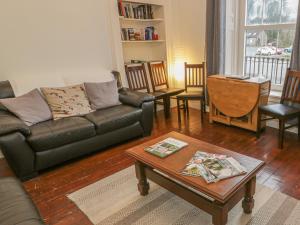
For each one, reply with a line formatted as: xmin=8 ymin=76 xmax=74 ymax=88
xmin=177 ymin=98 xmax=181 ymax=124
xmin=212 ymin=205 xmax=228 ymax=225
xmin=135 ymin=161 xmax=149 ymax=196
xmin=242 ymin=176 xmax=256 ymax=214
xmin=165 ymin=97 xmax=171 ymax=118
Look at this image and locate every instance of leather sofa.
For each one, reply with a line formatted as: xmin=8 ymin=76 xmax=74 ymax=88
xmin=0 ymin=177 xmax=44 ymax=224
xmin=0 ymin=80 xmax=154 ymax=181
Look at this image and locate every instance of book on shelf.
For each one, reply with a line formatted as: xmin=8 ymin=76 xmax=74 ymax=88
xmin=118 ymin=0 xmax=153 ymax=19
xmin=121 ymin=27 xmax=158 ymax=41
xmin=145 ymin=138 xmax=188 ymax=158
xmin=182 ymin=151 xmax=247 ymax=183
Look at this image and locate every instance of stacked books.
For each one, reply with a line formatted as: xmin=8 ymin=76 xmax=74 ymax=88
xmin=118 ymin=0 xmax=153 ymax=19
xmin=182 ymin=151 xmax=247 ymax=183
xmin=121 ymin=27 xmax=158 ymax=41
xmin=145 ymin=138 xmax=188 ymax=158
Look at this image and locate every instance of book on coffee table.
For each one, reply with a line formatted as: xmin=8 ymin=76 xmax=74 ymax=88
xmin=182 ymin=151 xmax=247 ymax=183
xmin=145 ymin=138 xmax=188 ymax=158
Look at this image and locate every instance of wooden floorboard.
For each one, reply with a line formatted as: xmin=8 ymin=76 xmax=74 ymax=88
xmin=0 ymin=108 xmax=300 ymax=225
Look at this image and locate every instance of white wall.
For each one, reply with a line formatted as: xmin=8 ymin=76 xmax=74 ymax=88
xmin=167 ymin=0 xmax=206 ymax=88
xmin=0 ymin=0 xmax=115 ymax=96
xmin=165 ymin=0 xmax=206 ymax=110
xmin=0 ymin=0 xmax=206 ymax=99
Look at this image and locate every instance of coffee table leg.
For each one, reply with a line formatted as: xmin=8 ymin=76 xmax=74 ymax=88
xmin=135 ymin=161 xmax=149 ymax=196
xmin=242 ymin=176 xmax=256 ymax=214
xmin=212 ymin=205 xmax=228 ymax=225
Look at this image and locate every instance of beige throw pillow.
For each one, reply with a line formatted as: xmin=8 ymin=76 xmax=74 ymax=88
xmin=41 ymin=84 xmax=93 ymax=120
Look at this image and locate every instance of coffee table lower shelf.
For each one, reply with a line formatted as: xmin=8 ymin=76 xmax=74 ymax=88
xmin=135 ymin=161 xmax=256 ymax=225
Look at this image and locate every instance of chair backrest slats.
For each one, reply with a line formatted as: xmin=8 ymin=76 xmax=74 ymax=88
xmin=184 ymin=62 xmax=206 ymax=91
xmin=125 ymin=64 xmax=150 ymax=93
xmin=281 ymin=69 xmax=300 ymax=104
xmin=147 ymin=61 xmax=169 ymax=91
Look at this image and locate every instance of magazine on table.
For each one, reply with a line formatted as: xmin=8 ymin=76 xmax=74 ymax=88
xmin=182 ymin=151 xmax=247 ymax=183
xmin=145 ymin=138 xmax=188 ymax=158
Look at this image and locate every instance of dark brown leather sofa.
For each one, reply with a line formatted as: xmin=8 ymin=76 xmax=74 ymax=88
xmin=0 ymin=177 xmax=44 ymax=224
xmin=0 ymin=80 xmax=154 ymax=181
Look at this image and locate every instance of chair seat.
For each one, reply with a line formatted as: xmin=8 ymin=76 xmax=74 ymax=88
xmin=259 ymin=104 xmax=300 ymax=117
xmin=176 ymin=91 xmax=204 ymax=99
xmin=150 ymin=91 xmax=166 ymax=98
xmin=158 ymin=88 xmax=184 ymax=96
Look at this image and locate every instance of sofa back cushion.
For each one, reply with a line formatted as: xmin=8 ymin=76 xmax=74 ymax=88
xmin=0 ymin=89 xmax=52 ymax=126
xmin=84 ymin=80 xmax=121 ymax=110
xmin=41 ymin=84 xmax=93 ymax=120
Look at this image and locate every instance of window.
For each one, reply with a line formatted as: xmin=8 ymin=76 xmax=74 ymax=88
xmin=241 ymin=0 xmax=298 ymax=88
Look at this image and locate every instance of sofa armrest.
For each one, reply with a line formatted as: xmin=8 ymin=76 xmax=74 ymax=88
xmin=119 ymin=88 xmax=155 ymax=107
xmin=0 ymin=111 xmax=31 ymax=136
xmin=0 ymin=132 xmax=37 ymax=181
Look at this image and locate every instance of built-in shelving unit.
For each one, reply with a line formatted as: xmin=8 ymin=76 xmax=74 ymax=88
xmin=117 ymin=0 xmax=167 ymax=65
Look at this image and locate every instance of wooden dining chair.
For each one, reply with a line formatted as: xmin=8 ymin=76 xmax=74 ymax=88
xmin=257 ymin=69 xmax=300 ymax=149
xmin=147 ymin=61 xmax=184 ymax=117
xmin=176 ymin=62 xmax=206 ymax=123
xmin=124 ymin=64 xmax=168 ymax=116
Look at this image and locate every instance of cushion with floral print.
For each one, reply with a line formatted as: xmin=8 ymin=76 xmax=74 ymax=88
xmin=41 ymin=84 xmax=93 ymax=120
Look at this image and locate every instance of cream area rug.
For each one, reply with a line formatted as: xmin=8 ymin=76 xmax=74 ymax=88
xmin=67 ymin=166 xmax=300 ymax=225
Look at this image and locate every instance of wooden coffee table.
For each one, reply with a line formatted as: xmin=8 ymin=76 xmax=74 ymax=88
xmin=126 ymin=132 xmax=265 ymax=225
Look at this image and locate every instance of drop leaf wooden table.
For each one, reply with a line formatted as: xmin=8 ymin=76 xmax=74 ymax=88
xmin=207 ymin=75 xmax=271 ymax=132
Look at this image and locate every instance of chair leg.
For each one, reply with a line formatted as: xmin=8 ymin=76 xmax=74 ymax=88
xmin=256 ymin=110 xmax=262 ymax=138
xmin=163 ymin=97 xmax=171 ymax=118
xmin=298 ymin=116 xmax=300 ymax=139
xmin=278 ymin=119 xmax=285 ymax=149
xmin=201 ymin=100 xmax=205 ymax=113
xmin=154 ymin=101 xmax=157 ymax=117
xmin=177 ymin=98 xmax=181 ymax=124
xmin=186 ymin=100 xmax=189 ymax=115
xmin=200 ymin=100 xmax=204 ymax=123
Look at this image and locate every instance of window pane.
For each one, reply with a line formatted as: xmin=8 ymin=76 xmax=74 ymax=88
xmin=278 ymin=30 xmax=295 ymax=55
xmin=263 ymin=0 xmax=281 ymax=24
xmin=245 ymin=30 xmax=279 ymax=57
xmin=281 ymin=0 xmax=299 ymax=23
xmin=246 ymin=0 xmax=263 ymax=25
xmin=246 ymin=0 xmax=299 ymax=25
xmin=244 ymin=30 xmax=291 ymax=85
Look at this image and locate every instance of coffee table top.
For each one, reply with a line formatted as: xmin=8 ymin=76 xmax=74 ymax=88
xmin=126 ymin=132 xmax=265 ymax=203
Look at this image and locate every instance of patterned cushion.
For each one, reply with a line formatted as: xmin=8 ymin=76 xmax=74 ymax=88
xmin=41 ymin=84 xmax=93 ymax=120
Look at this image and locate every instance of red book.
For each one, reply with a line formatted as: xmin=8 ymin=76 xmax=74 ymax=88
xmin=118 ymin=0 xmax=125 ymax=17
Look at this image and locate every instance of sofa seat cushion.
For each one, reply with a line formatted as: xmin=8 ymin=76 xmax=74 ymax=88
xmin=0 ymin=177 xmax=44 ymax=225
xmin=28 ymin=117 xmax=96 ymax=152
xmin=85 ymin=105 xmax=142 ymax=135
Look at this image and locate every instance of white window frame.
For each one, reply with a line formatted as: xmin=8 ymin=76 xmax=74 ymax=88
xmin=237 ymin=0 xmax=297 ymax=91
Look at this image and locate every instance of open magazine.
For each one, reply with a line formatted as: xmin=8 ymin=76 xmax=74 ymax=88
xmin=182 ymin=151 xmax=247 ymax=183
xmin=145 ymin=138 xmax=188 ymax=158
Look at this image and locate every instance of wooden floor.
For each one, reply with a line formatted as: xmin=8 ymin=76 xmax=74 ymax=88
xmin=0 ymin=108 xmax=300 ymax=225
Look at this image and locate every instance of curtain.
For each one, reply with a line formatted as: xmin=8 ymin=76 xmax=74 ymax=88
xmin=290 ymin=2 xmax=300 ymax=71
xmin=205 ymin=0 xmax=227 ymax=75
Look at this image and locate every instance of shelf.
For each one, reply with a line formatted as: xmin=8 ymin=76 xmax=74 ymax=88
xmin=119 ymin=17 xmax=164 ymax=22
xmin=122 ymin=40 xmax=165 ymax=43
xmin=122 ymin=0 xmax=163 ymax=7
